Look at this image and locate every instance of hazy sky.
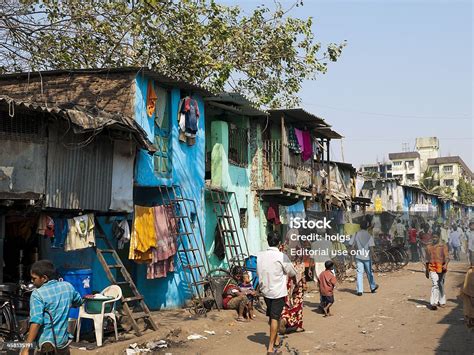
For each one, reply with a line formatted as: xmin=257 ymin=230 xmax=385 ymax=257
xmin=227 ymin=0 xmax=473 ymax=169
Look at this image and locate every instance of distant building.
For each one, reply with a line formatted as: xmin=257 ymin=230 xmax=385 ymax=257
xmin=415 ymin=137 xmax=439 ymax=171
xmin=388 ymin=151 xmax=421 ymax=185
xmin=359 ymin=162 xmax=392 ymax=178
xmin=427 ymin=156 xmax=473 ymax=199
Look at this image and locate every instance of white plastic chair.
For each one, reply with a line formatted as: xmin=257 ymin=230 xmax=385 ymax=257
xmin=76 ymin=285 xmax=122 ymax=347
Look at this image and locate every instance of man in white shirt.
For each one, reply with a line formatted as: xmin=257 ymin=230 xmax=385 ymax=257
xmin=349 ymin=217 xmax=379 ymax=296
xmin=449 ymin=226 xmax=463 ymax=261
xmin=257 ymin=231 xmax=297 ymax=355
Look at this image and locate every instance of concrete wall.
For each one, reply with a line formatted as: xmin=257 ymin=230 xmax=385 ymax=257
xmin=132 ymin=74 xmax=206 ymax=310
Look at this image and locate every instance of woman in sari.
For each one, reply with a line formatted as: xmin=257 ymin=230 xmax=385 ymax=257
xmin=279 ymin=228 xmax=308 ymax=334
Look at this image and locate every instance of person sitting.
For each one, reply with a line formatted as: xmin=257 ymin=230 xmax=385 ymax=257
xmin=21 ymin=260 xmax=82 ymax=355
xmin=239 ymin=272 xmax=257 ymax=319
xmin=222 ymin=279 xmax=251 ymax=322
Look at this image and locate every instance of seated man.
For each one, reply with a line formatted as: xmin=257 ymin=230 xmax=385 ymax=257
xmin=222 ymin=279 xmax=250 ymax=322
xmin=21 ymin=260 xmax=82 ymax=355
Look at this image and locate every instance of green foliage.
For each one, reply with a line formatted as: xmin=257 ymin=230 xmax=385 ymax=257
xmin=457 ymin=178 xmax=474 ymax=204
xmin=0 ymin=0 xmax=345 ymax=108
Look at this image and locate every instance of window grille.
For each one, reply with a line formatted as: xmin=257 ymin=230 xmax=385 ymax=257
xmin=228 ymin=127 xmax=248 ymax=167
xmin=0 ymin=110 xmax=46 ymax=143
xmin=153 ymin=90 xmax=172 ymax=178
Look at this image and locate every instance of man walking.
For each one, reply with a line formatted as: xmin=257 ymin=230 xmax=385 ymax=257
xmin=426 ymin=233 xmax=449 ymax=310
xmin=408 ymin=222 xmax=419 ymax=262
xmin=449 ymin=225 xmax=462 ymax=261
xmin=257 ymin=231 xmax=297 ymax=355
xmin=466 ymin=221 xmax=474 ymax=266
xmin=349 ymin=217 xmax=379 ymax=296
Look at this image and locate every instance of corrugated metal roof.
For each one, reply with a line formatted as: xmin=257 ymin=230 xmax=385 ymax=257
xmin=0 ymin=95 xmax=155 ymax=152
xmin=206 ymin=93 xmax=267 ymax=117
xmin=45 ymin=125 xmax=113 ymax=210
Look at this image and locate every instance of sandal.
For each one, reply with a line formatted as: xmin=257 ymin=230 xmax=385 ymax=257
xmin=236 ymin=317 xmax=248 ymax=322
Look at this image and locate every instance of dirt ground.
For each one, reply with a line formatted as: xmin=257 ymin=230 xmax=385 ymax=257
xmin=71 ymin=261 xmax=473 ymax=355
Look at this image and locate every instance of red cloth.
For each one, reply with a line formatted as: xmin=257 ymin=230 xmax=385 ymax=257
xmin=183 ymin=97 xmax=200 ymax=118
xmin=301 ymin=131 xmax=313 ymax=161
xmin=266 ymin=203 xmax=281 ymax=224
xmin=318 ymin=270 xmax=337 ymax=296
xmin=420 ymin=232 xmax=432 ymax=245
xmin=222 ymin=284 xmax=240 ymax=309
xmin=408 ymin=228 xmax=418 ymax=244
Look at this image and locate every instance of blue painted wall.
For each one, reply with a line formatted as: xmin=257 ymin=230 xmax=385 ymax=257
xmin=132 ymin=74 xmax=206 ymax=310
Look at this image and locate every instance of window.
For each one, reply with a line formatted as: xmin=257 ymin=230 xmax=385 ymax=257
xmin=431 ymin=166 xmax=439 ymax=174
xmin=393 ymin=161 xmax=402 ymax=166
xmin=228 ymin=126 xmax=249 ymax=167
xmin=405 ymin=160 xmax=414 ymax=168
xmin=364 ymin=167 xmax=378 ymax=173
xmin=443 ymin=165 xmax=453 ymax=174
xmin=153 ymin=89 xmax=172 ymax=178
xmin=239 ymin=208 xmax=248 ymax=228
xmin=386 ymin=165 xmax=392 ymax=171
xmin=444 ymin=179 xmax=454 ymax=187
xmin=406 ymin=174 xmax=415 ymax=182
xmin=387 ymin=173 xmax=392 ymax=178
xmin=393 ymin=174 xmax=403 ymax=180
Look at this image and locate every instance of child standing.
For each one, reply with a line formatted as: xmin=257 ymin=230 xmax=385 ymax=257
xmin=239 ymin=272 xmax=256 ymax=319
xmin=318 ymin=260 xmax=337 ymax=317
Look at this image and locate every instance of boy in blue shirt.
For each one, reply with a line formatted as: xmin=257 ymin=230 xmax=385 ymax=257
xmin=21 ymin=260 xmax=82 ymax=355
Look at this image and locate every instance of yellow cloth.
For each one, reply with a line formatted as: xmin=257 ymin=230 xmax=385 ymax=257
xmin=374 ymin=197 xmax=383 ymax=213
xmin=65 ymin=214 xmax=95 ymax=251
xmin=130 ymin=206 xmax=156 ymax=262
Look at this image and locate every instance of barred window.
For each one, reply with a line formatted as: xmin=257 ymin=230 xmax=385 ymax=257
xmin=228 ymin=127 xmax=248 ymax=167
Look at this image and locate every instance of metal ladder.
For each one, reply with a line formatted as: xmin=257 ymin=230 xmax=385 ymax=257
xmin=208 ymin=187 xmax=250 ymax=270
xmin=158 ymin=185 xmax=217 ymax=315
xmin=94 ymin=220 xmax=158 ymax=336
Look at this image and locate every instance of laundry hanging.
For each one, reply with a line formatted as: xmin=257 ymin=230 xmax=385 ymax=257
xmin=37 ymin=214 xmax=54 ymax=238
xmin=113 ymin=219 xmax=131 ymax=250
xmin=147 ymin=205 xmax=177 ymax=279
xmin=288 ymin=126 xmax=302 ymax=154
xmin=51 ymin=218 xmax=68 ymax=249
xmin=267 ymin=203 xmax=281 ymax=225
xmin=301 ymin=131 xmax=313 ymax=161
xmin=178 ymin=96 xmax=200 ymax=145
xmin=64 ymin=214 xmax=96 ymax=251
xmin=146 ymin=81 xmax=158 ymax=117
xmin=129 ymin=206 xmax=156 ymax=262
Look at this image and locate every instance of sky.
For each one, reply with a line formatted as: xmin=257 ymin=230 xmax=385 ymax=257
xmin=225 ymin=0 xmax=473 ymax=169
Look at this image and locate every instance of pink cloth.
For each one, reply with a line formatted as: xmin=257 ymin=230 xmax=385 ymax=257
xmin=147 ymin=205 xmax=177 ymax=279
xmin=294 ymin=128 xmax=304 ymax=151
xmin=301 ymin=131 xmax=313 ymax=161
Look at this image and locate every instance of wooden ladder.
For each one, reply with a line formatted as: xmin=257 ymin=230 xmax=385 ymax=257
xmin=94 ymin=221 xmax=158 ymax=336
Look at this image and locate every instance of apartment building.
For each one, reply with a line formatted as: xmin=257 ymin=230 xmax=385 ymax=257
xmin=388 ymin=151 xmax=421 ymax=185
xmin=427 ymin=156 xmax=473 ymax=199
xmin=359 ymin=162 xmax=392 ymax=178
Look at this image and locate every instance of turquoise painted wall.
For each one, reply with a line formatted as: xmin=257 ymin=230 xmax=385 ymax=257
xmin=205 ymin=119 xmax=265 ymax=272
xmin=132 ymin=74 xmax=206 ymax=310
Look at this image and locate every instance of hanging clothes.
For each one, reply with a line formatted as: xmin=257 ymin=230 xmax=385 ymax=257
xmin=301 ymin=131 xmax=313 ymax=161
xmin=178 ymin=96 xmax=200 ymax=144
xmin=130 ymin=206 xmax=156 ymax=262
xmin=267 ymin=203 xmax=281 ymax=225
xmin=147 ymin=206 xmax=177 ymax=279
xmin=37 ymin=214 xmax=54 ymax=238
xmin=154 ymin=86 xmax=167 ymax=127
xmin=113 ymin=219 xmax=131 ymax=250
xmin=51 ymin=218 xmax=68 ymax=249
xmin=288 ymin=126 xmax=302 ymax=154
xmin=65 ymin=214 xmax=96 ymax=251
xmin=294 ymin=128 xmax=304 ymax=151
xmin=146 ymin=81 xmax=158 ymax=117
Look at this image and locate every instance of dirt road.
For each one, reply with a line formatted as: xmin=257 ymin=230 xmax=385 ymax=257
xmin=74 ymin=261 xmax=473 ymax=355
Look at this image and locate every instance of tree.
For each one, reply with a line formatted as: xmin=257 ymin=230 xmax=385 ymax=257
xmin=0 ymin=0 xmax=345 ymax=108
xmin=457 ymin=178 xmax=474 ymax=204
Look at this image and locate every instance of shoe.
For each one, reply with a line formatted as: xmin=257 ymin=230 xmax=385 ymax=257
xmin=371 ymin=285 xmax=379 ymax=293
xmin=357 ymin=292 xmax=362 ymax=296
xmin=430 ymin=305 xmax=438 ymax=310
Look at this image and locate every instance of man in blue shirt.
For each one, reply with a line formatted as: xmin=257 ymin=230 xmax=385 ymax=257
xmin=21 ymin=260 xmax=82 ymax=355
